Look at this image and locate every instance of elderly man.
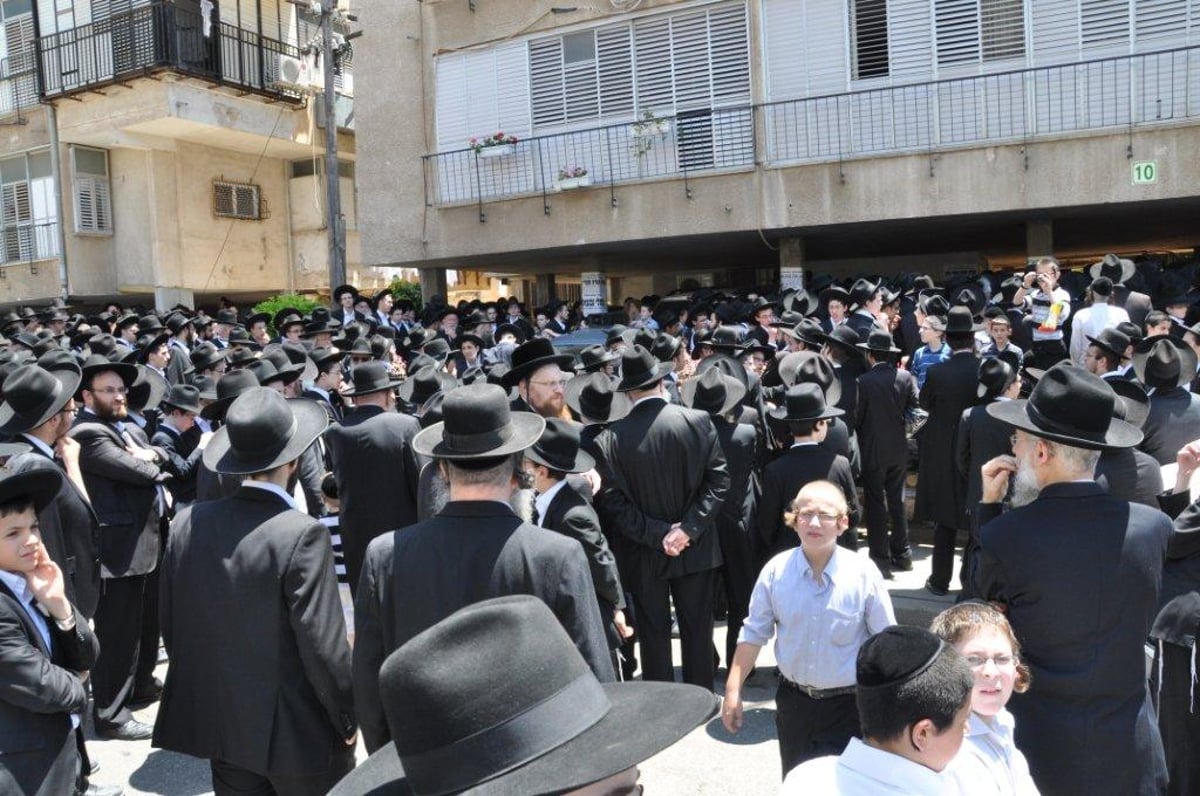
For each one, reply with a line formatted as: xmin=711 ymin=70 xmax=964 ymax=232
xmin=503 ymin=337 xmax=576 ymax=418
xmin=973 ymin=364 xmax=1170 ymax=795
xmin=352 ymin=384 xmax=613 ymax=753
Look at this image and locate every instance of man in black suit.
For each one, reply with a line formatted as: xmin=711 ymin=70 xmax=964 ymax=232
xmin=758 ymin=384 xmax=859 ymax=561
xmin=302 ymin=347 xmax=345 ymax=425
xmin=192 ymin=370 xmax=259 ymax=504
xmin=1134 ymin=335 xmax=1200 ymax=465
xmin=974 ymin=364 xmax=1170 ymax=795
xmin=595 ymin=346 xmax=729 ymax=690
xmin=70 ymin=355 xmax=168 ymax=741
xmin=855 ymin=330 xmax=919 ymax=578
xmin=325 ymin=362 xmax=421 ymax=596
xmin=916 ymin=307 xmax=981 ymax=596
xmin=503 ymin=337 xmax=576 ymax=418
xmin=845 ymin=278 xmax=883 ymax=339
xmin=154 ymin=387 xmax=356 ymax=794
xmin=353 ymin=384 xmax=613 ymax=752
xmin=1 ymin=363 xmax=101 ymax=619
xmin=150 ymin=384 xmax=205 ymax=507
xmin=0 ymin=470 xmax=107 ymax=796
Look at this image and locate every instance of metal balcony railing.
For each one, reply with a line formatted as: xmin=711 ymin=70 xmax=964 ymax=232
xmin=423 ymin=45 xmax=1200 ymax=210
xmin=0 ymin=56 xmax=39 ymax=119
xmin=36 ymin=0 xmax=303 ymax=103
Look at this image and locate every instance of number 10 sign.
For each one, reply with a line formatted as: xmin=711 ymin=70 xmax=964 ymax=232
xmin=1132 ymin=161 xmax=1158 ymax=185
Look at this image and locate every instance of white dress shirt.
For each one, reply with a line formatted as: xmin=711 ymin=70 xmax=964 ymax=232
xmin=242 ymin=480 xmax=300 ymax=512
xmin=945 ymin=710 xmax=1040 ymax=796
xmin=533 ymin=479 xmax=568 ymax=527
xmin=781 ymin=738 xmax=961 ymax=795
xmin=1068 ymin=300 xmax=1130 ymax=365
xmin=739 ymin=546 xmax=895 ymax=688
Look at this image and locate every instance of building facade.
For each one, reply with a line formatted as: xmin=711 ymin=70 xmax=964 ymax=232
xmin=357 ymin=0 xmax=1200 ymax=305
xmin=0 ymin=0 xmax=372 ymax=309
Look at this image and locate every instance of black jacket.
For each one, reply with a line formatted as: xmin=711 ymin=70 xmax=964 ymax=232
xmin=856 ymin=362 xmax=918 ymax=469
xmin=757 ymin=443 xmax=858 ymax=559
xmin=151 ymin=424 xmax=203 ymax=505
xmin=955 ymin=402 xmax=1014 ymax=518
xmin=541 ymin=483 xmax=624 ymax=610
xmin=153 ymin=486 xmax=355 ymax=775
xmin=915 ymin=351 xmax=979 ymax=529
xmin=1140 ymin=386 xmax=1200 ymax=465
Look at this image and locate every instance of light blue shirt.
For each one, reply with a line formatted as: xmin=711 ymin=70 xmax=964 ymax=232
xmin=739 ymin=546 xmax=895 ymax=688
xmin=242 ymin=480 xmax=300 ymax=512
xmin=0 ymin=570 xmax=81 ymax=729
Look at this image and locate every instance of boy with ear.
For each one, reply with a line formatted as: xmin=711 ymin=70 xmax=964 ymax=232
xmin=0 ymin=469 xmax=103 ymax=796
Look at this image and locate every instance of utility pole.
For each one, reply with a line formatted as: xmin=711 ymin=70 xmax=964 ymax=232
xmin=320 ymin=0 xmax=345 ymax=290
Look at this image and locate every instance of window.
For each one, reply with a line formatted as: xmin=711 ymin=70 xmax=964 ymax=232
xmin=1 ymin=149 xmax=56 ymax=263
xmin=937 ymin=0 xmax=1025 ymax=65
xmin=72 ymin=146 xmax=112 ymax=234
xmin=288 ymin=159 xmax=355 ymax=179
xmin=213 ymin=180 xmax=266 ymax=220
xmin=1081 ymin=0 xmax=1130 ymax=46
xmin=850 ymin=0 xmax=889 ymax=79
xmin=0 ymin=0 xmax=36 ymax=115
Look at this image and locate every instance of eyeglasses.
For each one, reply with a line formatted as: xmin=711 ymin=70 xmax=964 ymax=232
xmin=530 ymin=378 xmax=570 ymax=390
xmin=795 ymin=512 xmax=843 ymax=526
xmin=965 ymin=653 xmax=1016 ymax=670
xmin=91 ymin=387 xmax=128 ymax=396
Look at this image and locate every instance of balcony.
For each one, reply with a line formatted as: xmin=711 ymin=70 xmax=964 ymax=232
xmin=422 ymin=45 xmax=1200 ymax=211
xmin=36 ymin=0 xmax=303 ymax=104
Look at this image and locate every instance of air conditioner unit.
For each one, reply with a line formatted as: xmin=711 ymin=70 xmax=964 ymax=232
xmin=273 ymin=53 xmax=324 ymax=92
xmin=338 ymin=73 xmax=353 ymax=98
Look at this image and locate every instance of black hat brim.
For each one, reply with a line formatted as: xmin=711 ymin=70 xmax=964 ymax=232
xmin=328 ymin=682 xmax=717 ymax=796
xmin=615 ymin=361 xmax=675 ymax=393
xmin=526 ymin=445 xmax=596 ymax=475
xmin=412 ymin=411 xmax=544 ymax=460
xmin=986 ymin=399 xmax=1142 ymax=451
xmin=0 ymin=468 xmax=64 ymax=513
xmin=1084 ymin=335 xmax=1129 ymax=362
xmin=768 ymin=404 xmax=845 ymax=422
xmin=680 ymin=374 xmax=747 ymax=417
xmin=0 ymin=366 xmax=81 ymax=434
xmin=344 ymin=377 xmax=405 ymax=397
xmin=1132 ymin=336 xmax=1198 ymax=390
xmin=856 ymin=342 xmax=901 ymax=355
xmin=202 ymin=398 xmax=330 ymax=475
xmin=81 ymin=360 xmax=139 ymax=388
xmin=564 ymin=375 xmax=630 ymax=423
xmin=502 ymin=354 xmax=577 ymax=389
xmin=396 ymin=371 xmax=457 ymax=402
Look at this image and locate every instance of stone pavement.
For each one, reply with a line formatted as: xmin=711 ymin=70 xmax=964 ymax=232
xmin=88 ymin=522 xmax=961 ymax=796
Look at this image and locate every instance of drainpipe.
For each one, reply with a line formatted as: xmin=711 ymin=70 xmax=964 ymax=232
xmin=45 ymin=104 xmax=69 ymax=301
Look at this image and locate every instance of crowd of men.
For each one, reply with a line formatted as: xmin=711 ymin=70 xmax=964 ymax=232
xmin=0 ymin=253 xmax=1198 ymax=794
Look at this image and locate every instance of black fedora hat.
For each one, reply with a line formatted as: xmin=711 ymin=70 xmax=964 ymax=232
xmin=0 ymin=364 xmax=81 ymax=434
xmin=1089 ymin=252 xmax=1136 ymax=284
xmin=308 ymin=346 xmax=345 ymax=370
xmin=574 ymin=344 xmax=619 ymax=374
xmin=275 ymin=342 xmax=319 ymax=383
xmin=987 ymin=363 xmax=1141 ymax=451
xmin=649 ymin=333 xmax=682 ymax=364
xmin=192 ymin=375 xmax=218 ymax=402
xmin=332 ymin=284 xmax=358 ymax=302
xmin=952 ymin=285 xmax=987 ymax=319
xmin=1108 ymin=378 xmax=1150 ymax=429
xmin=1132 ymin=334 xmax=1197 ymax=391
xmin=780 ymin=318 xmax=826 ymax=348
xmin=944 ymin=305 xmax=983 ymax=334
xmin=273 ymin=307 xmax=306 ymax=333
xmin=398 ymin=365 xmax=456 ymax=405
xmin=202 ymin=387 xmax=329 ymax=475
xmin=1085 ymin=328 xmax=1131 ymax=361
xmin=413 ymin=383 xmax=545 ymax=460
xmin=819 ymin=285 xmax=851 ymax=306
xmin=327 ymin=595 xmax=716 ymax=796
xmin=160 ymin=384 xmax=202 ymax=415
xmin=247 ymin=358 xmax=301 ymax=388
xmin=708 ymin=325 xmax=749 ymax=354
xmin=227 ymin=327 xmax=262 ymax=351
xmin=199 ymin=369 xmax=260 ymax=421
xmin=822 ymin=325 xmax=864 ymax=358
xmin=0 ymin=468 xmax=63 ymax=514
xmin=526 ymin=418 xmax=595 ymax=474
xmin=344 ymin=361 xmax=404 ymax=397
xmin=494 ymin=323 xmax=527 ymax=345
xmin=213 ymin=308 xmax=240 ymax=327
xmin=502 ymin=338 xmax=575 ymax=388
xmin=782 ymin=288 xmax=818 ymax=317
xmin=565 ymin=372 xmax=630 ymax=424
xmin=769 ymin=382 xmax=844 ymax=422
xmin=857 ymin=329 xmax=900 ymax=355
xmin=189 ymin=342 xmax=228 ymax=372
xmin=226 ymin=347 xmax=258 ymax=368
xmin=79 ymin=354 xmax=138 ymax=388
xmin=777 ymin=351 xmax=842 ymax=406
xmin=848 ymin=278 xmax=881 ymax=310
xmin=615 ymin=345 xmax=674 ymax=392
xmin=977 ymin=358 xmax=1014 ymax=402
xmin=127 ymin=365 xmax=168 ymax=413
xmin=681 ymin=366 xmax=746 ymax=417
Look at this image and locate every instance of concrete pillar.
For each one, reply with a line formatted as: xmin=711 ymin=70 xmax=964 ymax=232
xmin=1026 ymin=220 xmax=1054 ymax=260
xmin=155 ymin=287 xmax=196 ymax=312
xmin=534 ymin=273 xmax=556 ymax=308
xmin=779 ymin=237 xmax=805 ymax=291
xmin=419 ymin=267 xmax=448 ymax=303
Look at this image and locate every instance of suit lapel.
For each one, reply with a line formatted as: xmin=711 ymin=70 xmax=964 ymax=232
xmin=0 ymin=579 xmax=51 ymax=657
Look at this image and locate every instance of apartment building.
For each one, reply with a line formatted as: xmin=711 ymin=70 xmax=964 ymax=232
xmin=0 ymin=0 xmax=372 ymax=309
xmin=357 ymin=0 xmax=1200 ymax=305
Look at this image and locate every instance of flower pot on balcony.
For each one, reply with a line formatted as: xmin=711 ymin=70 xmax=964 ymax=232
xmin=630 ymin=119 xmax=670 ymax=139
xmin=554 ymin=175 xmax=592 ymax=191
xmin=477 ymin=144 xmax=515 ymax=158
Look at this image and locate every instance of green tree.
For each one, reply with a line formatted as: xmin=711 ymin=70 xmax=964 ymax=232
xmin=253 ymin=293 xmax=323 ymax=335
xmin=387 ymin=278 xmax=423 ymax=311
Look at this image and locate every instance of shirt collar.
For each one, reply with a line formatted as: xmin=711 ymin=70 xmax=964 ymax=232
xmin=0 ymin=569 xmax=33 ymax=606
xmin=838 ymin=737 xmax=949 ymax=791
xmin=535 ymin=479 xmax=568 ymax=523
xmin=308 ymin=385 xmax=330 ymax=400
xmin=242 ymin=480 xmax=300 ymax=511
xmin=19 ymin=433 xmax=55 ymax=459
xmin=633 ymin=394 xmax=667 ymax=409
xmin=795 ymin=544 xmax=842 ymax=585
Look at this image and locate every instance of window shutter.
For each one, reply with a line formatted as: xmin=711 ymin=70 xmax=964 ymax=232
xmin=3 ymin=14 xmax=37 ymax=110
xmin=937 ymin=0 xmax=979 ymax=65
xmin=1081 ymin=0 xmax=1130 ymax=47
xmin=75 ymin=174 xmax=111 ymax=232
xmin=889 ymin=0 xmax=934 ymax=80
xmin=633 ymin=16 xmax=673 ymax=114
xmin=494 ymin=42 xmax=532 ymax=139
xmin=709 ymin=4 xmax=750 ymax=105
xmin=596 ymin=24 xmax=633 ymax=118
xmin=851 ymin=0 xmax=890 ymax=79
xmin=530 ymin=37 xmax=565 ymax=128
xmin=2 ymin=180 xmax=31 ymax=261
xmin=981 ymin=0 xmax=1025 ymax=60
xmin=762 ymin=0 xmax=805 ymax=101
xmin=213 ymin=181 xmax=260 ymax=220
xmin=434 ymin=55 xmax=470 ymax=151
xmin=1135 ymin=0 xmax=1188 ymax=46
xmin=563 ymin=33 xmax=599 ymax=122
xmin=670 ymin=12 xmax=711 ymax=112
xmin=1029 ymin=0 xmax=1080 ymax=65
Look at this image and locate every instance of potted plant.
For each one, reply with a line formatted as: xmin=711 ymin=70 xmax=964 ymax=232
xmin=470 ymin=131 xmax=519 ymax=158
xmin=554 ymin=165 xmax=590 ymax=191
xmin=630 ymin=109 xmax=671 ymax=140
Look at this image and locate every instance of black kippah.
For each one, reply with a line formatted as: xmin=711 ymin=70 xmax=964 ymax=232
xmin=857 ymin=626 xmax=944 ymax=690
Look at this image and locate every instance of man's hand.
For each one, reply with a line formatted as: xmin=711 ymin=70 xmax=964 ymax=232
xmin=981 ymin=455 xmax=1017 ymax=504
xmin=662 ymin=526 xmax=690 ymax=557
xmin=722 ymin=690 xmax=744 ymax=734
xmin=344 ymin=731 xmax=358 ymax=747
xmin=579 ymin=468 xmax=602 ymax=496
xmin=126 ymin=446 xmax=157 ymax=463
xmin=56 ymin=435 xmax=80 ymax=469
xmin=1176 ymin=440 xmax=1200 ymax=494
xmin=613 ymin=609 xmax=634 ymax=640
xmin=26 ymin=542 xmax=72 ymax=622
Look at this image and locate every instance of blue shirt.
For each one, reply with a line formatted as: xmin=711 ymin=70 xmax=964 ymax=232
xmin=909 ymin=343 xmax=950 ymax=390
xmin=739 ymin=546 xmax=895 ymax=688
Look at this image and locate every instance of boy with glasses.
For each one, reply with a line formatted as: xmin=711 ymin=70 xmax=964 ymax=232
xmin=724 ymin=480 xmax=895 ymax=777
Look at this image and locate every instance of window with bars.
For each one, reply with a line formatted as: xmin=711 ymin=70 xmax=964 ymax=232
xmin=0 ymin=0 xmax=36 ymax=115
xmin=72 ymin=146 xmax=112 ymax=235
xmin=2 ymin=149 xmax=57 ymax=263
xmin=937 ymin=0 xmax=1025 ymax=65
xmin=851 ymin=0 xmax=890 ymax=79
xmin=213 ymin=180 xmax=266 ymax=220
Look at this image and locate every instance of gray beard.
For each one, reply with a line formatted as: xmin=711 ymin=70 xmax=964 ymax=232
xmin=511 ymin=488 xmax=535 ymax=524
xmin=1010 ymin=463 xmax=1041 ymax=508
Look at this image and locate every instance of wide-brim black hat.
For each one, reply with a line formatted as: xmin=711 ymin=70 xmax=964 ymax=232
xmin=160 ymin=384 xmax=202 ymax=415
xmin=0 ymin=468 xmax=63 ymax=513
xmin=564 ymin=373 xmax=630 ymax=423
xmin=944 ymin=305 xmax=984 ymax=334
xmin=199 ymin=370 xmax=260 ymax=421
xmin=332 ymin=284 xmax=358 ymax=301
xmin=575 ymin=345 xmax=620 ymax=373
xmin=1085 ymin=329 xmax=1131 ymax=361
xmin=777 ymin=351 xmax=842 ymax=406
xmin=0 ymin=363 xmax=81 ymax=434
xmin=343 ymin=361 xmax=404 ymax=397
xmin=502 ymin=338 xmax=575 ymax=388
xmin=397 ymin=366 xmax=457 ymax=404
xmin=780 ymin=319 xmax=826 ymax=348
xmin=681 ymin=368 xmax=746 ymax=417
xmin=1108 ymin=378 xmax=1150 ymax=429
xmin=822 ymin=326 xmax=864 ymax=358
xmin=769 ymin=383 xmax=844 ymax=422
xmin=782 ymin=289 xmax=818 ymax=317
xmin=525 ymin=419 xmax=595 ymax=474
xmin=203 ymin=389 xmax=330 ymax=475
xmin=987 ymin=363 xmax=1141 ymax=451
xmin=1132 ymin=334 xmax=1197 ymax=391
xmin=857 ymin=330 xmax=901 ymax=354
xmin=189 ymin=343 xmax=229 ymax=372
xmin=848 ymin=278 xmax=881 ymax=310
xmin=494 ymin=323 xmax=527 ymax=345
xmin=1088 ymin=253 xmax=1136 ymax=284
xmin=413 ymin=384 xmax=545 ymax=460
xmin=79 ymin=354 xmax=138 ymax=388
xmin=128 ymin=366 xmax=168 ymax=413
xmin=327 ymin=596 xmax=717 ymax=796
xmin=615 ymin=345 xmax=674 ymax=392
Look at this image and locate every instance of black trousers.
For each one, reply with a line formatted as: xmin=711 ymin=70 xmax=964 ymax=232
xmin=716 ymin=523 xmax=757 ymax=669
xmin=210 ymin=746 xmax=355 ymax=796
xmin=637 ymin=567 xmax=716 ymax=689
xmin=862 ymin=461 xmax=910 ymax=562
xmin=930 ymin=523 xmax=967 ymax=591
xmin=134 ymin=564 xmax=162 ymax=695
xmin=775 ymin=685 xmax=859 ymax=777
xmin=92 ymin=574 xmax=147 ymax=728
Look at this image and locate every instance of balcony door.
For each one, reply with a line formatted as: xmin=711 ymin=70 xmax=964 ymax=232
xmin=170 ymin=0 xmax=221 ymax=77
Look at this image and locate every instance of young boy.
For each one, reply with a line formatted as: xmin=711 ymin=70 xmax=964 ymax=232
xmin=318 ymin=473 xmax=353 ymax=643
xmin=781 ymin=625 xmax=975 ymax=794
xmin=0 ymin=469 xmax=102 ymax=796
xmin=724 ymin=480 xmax=895 ymax=776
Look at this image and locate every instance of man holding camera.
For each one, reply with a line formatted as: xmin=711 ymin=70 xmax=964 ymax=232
xmin=1013 ymin=256 xmax=1072 ymax=370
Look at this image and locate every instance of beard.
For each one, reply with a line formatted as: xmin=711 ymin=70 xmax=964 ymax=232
xmin=510 ymin=487 xmax=535 ymax=524
xmin=1009 ymin=453 xmax=1041 ymax=508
